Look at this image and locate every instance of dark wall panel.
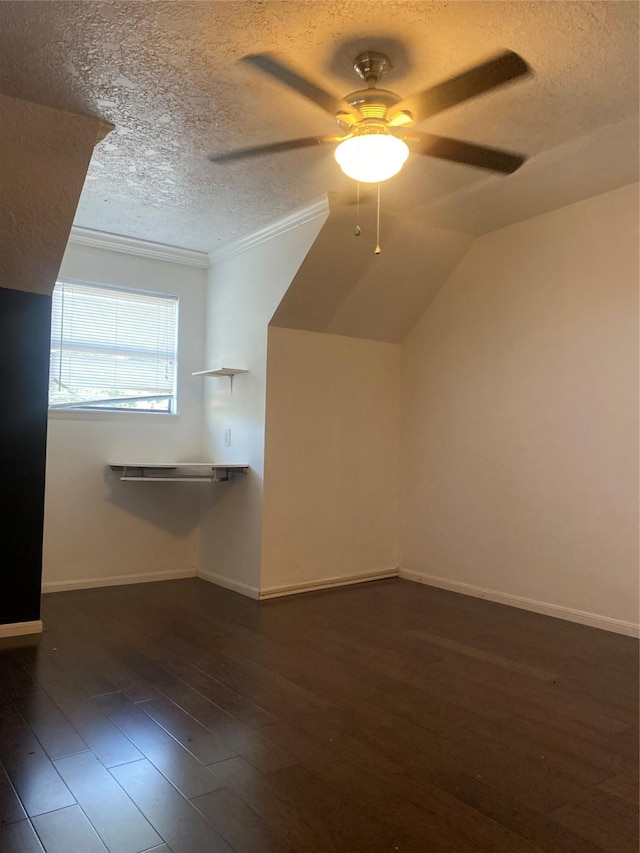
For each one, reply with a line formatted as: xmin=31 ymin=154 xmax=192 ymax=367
xmin=0 ymin=286 xmax=51 ymax=625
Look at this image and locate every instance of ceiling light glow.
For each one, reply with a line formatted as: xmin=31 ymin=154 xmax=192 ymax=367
xmin=335 ymin=131 xmax=409 ymax=183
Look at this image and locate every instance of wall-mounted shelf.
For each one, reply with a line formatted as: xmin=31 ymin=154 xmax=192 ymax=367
xmin=108 ymin=462 xmax=249 ymax=483
xmin=192 ymin=368 xmax=249 ymax=377
xmin=192 ymin=367 xmax=248 ymax=393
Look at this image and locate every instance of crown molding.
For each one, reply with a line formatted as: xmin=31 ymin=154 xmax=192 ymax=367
xmin=68 ymin=226 xmax=211 ymax=269
xmin=209 ymin=195 xmax=330 ymax=265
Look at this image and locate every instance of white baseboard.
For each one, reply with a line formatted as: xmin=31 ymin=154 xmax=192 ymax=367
xmin=259 ymin=568 xmax=399 ymax=601
xmin=197 ymin=568 xmax=260 ymax=600
xmin=0 ymin=620 xmax=43 ymax=638
xmin=399 ymin=569 xmax=640 ymax=638
xmin=42 ymin=568 xmax=197 ymax=594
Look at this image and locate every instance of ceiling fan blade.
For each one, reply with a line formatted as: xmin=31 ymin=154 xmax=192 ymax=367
xmin=242 ymin=53 xmax=357 ymax=119
xmin=405 ymin=131 xmax=525 ymax=173
xmin=209 ymin=134 xmax=343 ymax=163
xmin=389 ymin=50 xmax=531 ymax=125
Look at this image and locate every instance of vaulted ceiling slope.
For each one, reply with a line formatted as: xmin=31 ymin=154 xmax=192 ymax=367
xmin=271 ymin=109 xmax=638 ymax=344
xmin=0 ymin=2 xmax=637 ymax=253
xmin=271 ymin=198 xmax=474 ymax=343
xmin=0 ymin=94 xmax=107 ymax=296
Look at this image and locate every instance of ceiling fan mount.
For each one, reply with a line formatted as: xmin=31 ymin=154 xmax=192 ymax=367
xmin=209 ymin=48 xmax=532 ymax=180
xmin=352 ymin=51 xmax=393 ymax=85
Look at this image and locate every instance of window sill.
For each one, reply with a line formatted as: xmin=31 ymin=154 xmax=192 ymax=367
xmin=48 ymin=409 xmax=180 ymax=423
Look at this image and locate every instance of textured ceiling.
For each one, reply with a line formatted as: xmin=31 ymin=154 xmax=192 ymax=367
xmin=0 ymin=1 xmax=637 ymax=253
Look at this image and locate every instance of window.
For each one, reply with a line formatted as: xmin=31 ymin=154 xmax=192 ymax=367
xmin=49 ymin=279 xmax=178 ymax=413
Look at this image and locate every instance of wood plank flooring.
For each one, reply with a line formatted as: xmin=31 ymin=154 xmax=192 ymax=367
xmin=0 ymin=577 xmax=637 ymax=852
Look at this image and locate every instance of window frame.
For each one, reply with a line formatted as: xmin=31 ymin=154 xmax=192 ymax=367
xmin=48 ymin=276 xmax=180 ymax=418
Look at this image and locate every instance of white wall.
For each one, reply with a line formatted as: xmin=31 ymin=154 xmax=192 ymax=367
xmin=261 ymin=327 xmax=400 ymax=595
xmin=42 ymin=183 xmax=639 ymax=638
xmin=43 ymin=242 xmax=207 ymax=591
xmin=401 ymin=184 xmax=639 ymax=633
xmin=198 ymin=214 xmax=328 ymax=596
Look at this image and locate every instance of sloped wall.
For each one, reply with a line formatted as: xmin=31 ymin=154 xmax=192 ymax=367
xmin=400 ymin=183 xmax=639 ymax=634
xmin=0 ymin=94 xmax=108 ymax=296
xmin=272 ymin=199 xmax=473 ymax=343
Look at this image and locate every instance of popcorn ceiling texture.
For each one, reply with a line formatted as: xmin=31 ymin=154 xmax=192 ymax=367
xmin=0 ymin=94 xmax=104 ymax=296
xmin=0 ymin=1 xmax=637 ymax=252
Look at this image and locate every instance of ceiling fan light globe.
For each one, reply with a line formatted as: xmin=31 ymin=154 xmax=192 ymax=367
xmin=334 ymin=134 xmax=409 ymax=183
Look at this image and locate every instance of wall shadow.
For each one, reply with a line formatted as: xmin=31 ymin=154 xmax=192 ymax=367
xmin=103 ymin=467 xmax=203 ymax=537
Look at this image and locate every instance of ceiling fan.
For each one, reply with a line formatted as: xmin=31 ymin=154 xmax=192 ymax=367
xmin=209 ymin=49 xmax=532 ymax=183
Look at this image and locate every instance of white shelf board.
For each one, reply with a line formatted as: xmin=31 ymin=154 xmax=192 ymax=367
xmin=108 ymin=461 xmax=249 ymax=484
xmin=192 ymin=368 xmax=249 ymax=377
xmin=120 ymin=476 xmax=221 ymax=483
xmin=109 ymin=462 xmax=249 ymax=469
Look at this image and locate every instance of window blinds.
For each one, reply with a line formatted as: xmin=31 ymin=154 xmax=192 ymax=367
xmin=49 ymin=280 xmax=178 ymax=412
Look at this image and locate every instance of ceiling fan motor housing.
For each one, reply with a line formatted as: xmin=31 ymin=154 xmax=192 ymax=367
xmin=345 ymin=88 xmax=402 ymax=115
xmin=337 ymin=88 xmax=404 ymax=131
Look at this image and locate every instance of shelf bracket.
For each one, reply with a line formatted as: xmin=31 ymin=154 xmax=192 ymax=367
xmin=191 ymin=368 xmax=249 ymax=397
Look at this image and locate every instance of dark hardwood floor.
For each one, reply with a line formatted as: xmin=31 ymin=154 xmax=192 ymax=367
xmin=0 ymin=577 xmax=637 ymax=852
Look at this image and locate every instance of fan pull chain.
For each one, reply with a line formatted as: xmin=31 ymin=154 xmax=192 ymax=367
xmin=354 ymin=183 xmax=361 ymax=236
xmin=375 ymin=182 xmax=381 ymax=254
